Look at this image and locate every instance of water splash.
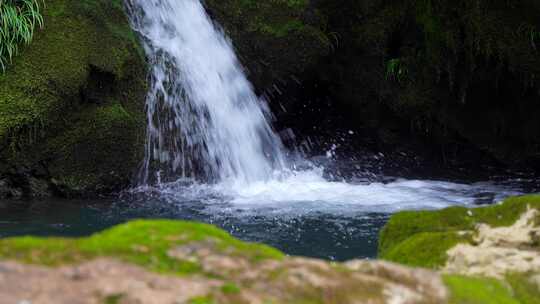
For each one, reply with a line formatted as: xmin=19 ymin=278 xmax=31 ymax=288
xmin=126 ymin=0 xmax=286 ymax=185
xmin=125 ymin=0 xmax=525 ymax=213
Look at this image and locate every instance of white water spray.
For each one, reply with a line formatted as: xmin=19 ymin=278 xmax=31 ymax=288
xmin=127 ymin=0 xmax=286 ymax=185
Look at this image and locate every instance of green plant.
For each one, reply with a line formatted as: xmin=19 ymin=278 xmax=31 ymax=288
xmin=386 ymin=58 xmax=408 ymax=82
xmin=528 ymin=28 xmax=540 ymax=51
xmin=0 ymin=0 xmax=44 ymax=71
xmin=516 ymin=24 xmax=540 ymax=51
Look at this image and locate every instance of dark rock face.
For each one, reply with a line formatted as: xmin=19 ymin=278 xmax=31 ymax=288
xmin=0 ymin=0 xmax=147 ymax=199
xmin=314 ymin=0 xmax=540 ymax=169
xmin=204 ymin=0 xmax=331 ymax=90
xmin=206 ymin=0 xmax=540 ymax=171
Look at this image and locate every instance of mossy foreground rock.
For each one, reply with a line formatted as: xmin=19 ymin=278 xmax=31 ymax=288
xmin=2 ymin=204 xmax=539 ymax=303
xmin=380 ymin=195 xmax=540 ymax=304
xmin=0 ymin=0 xmax=147 ymax=198
xmin=0 ymin=219 xmax=450 ymax=304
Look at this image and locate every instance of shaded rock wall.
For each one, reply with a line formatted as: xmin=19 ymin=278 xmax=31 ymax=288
xmin=207 ymin=0 xmax=540 ymax=171
xmin=0 ymin=0 xmax=147 ymax=198
xmin=204 ymin=0 xmax=331 ymax=90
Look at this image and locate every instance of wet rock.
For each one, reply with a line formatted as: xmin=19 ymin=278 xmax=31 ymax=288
xmin=0 ymin=0 xmax=147 ymax=198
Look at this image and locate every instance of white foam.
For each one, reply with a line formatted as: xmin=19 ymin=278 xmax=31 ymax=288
xmin=137 ymin=168 xmax=522 ymax=215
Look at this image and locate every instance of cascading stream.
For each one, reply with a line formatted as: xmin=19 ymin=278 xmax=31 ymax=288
xmin=126 ymin=0 xmax=286 ymax=185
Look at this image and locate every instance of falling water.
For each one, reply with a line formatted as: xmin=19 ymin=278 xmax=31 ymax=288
xmin=124 ymin=0 xmax=525 ymax=211
xmin=126 ymin=0 xmax=286 ymax=185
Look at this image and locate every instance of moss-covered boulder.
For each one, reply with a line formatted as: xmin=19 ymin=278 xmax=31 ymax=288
xmin=0 ymin=219 xmax=450 ymax=303
xmin=379 ymin=195 xmax=540 ymax=266
xmin=2 ymin=214 xmax=537 ymax=303
xmin=204 ymin=0 xmax=331 ymax=90
xmin=0 ymin=0 xmax=147 ymax=198
xmin=379 ymin=194 xmax=540 ymax=304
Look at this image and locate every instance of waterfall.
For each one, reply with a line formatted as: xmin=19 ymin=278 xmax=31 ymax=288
xmin=126 ymin=0 xmax=286 ymax=185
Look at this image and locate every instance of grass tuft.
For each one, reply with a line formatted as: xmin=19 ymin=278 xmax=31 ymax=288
xmin=0 ymin=0 xmax=44 ymax=71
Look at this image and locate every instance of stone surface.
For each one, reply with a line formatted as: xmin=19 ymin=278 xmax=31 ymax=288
xmin=444 ymin=207 xmax=540 ymax=279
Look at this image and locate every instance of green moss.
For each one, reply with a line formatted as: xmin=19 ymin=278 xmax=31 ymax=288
xmin=506 ymin=273 xmax=540 ymax=304
xmin=42 ymin=103 xmax=141 ymax=193
xmin=221 ymin=283 xmax=241 ymax=294
xmin=188 ymin=296 xmax=216 ymax=304
xmin=0 ymin=220 xmax=283 ymax=275
xmin=0 ymin=0 xmax=147 ymax=194
xmin=381 ymin=231 xmax=469 ymax=268
xmin=444 ymin=275 xmax=520 ymax=304
xmin=103 ymin=294 xmax=124 ymax=304
xmin=379 ymin=195 xmax=540 ymax=261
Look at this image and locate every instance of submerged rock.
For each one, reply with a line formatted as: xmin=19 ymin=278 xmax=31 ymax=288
xmin=0 ymin=0 xmax=147 ymax=198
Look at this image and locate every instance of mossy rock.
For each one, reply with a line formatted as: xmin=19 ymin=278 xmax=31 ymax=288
xmin=379 ymin=195 xmax=540 ymax=303
xmin=1 ymin=216 xmax=538 ymax=303
xmin=0 ymin=219 xmax=283 ymax=274
xmin=0 ymin=219 xmax=434 ymax=303
xmin=378 ymin=194 xmax=540 ymax=267
xmin=444 ymin=275 xmax=522 ymax=304
xmin=204 ymin=0 xmax=330 ymax=89
xmin=0 ymin=0 xmax=147 ymax=197
xmin=443 ymin=273 xmax=540 ymax=304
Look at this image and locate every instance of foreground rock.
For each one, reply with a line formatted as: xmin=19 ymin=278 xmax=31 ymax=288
xmin=0 ymin=0 xmax=147 ymax=199
xmin=380 ymin=194 xmax=540 ymax=303
xmin=0 ymin=258 xmax=447 ymax=304
xmin=2 ymin=195 xmax=539 ymax=303
xmin=444 ymin=207 xmax=540 ymax=279
xmin=0 ymin=219 xmax=445 ymax=304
